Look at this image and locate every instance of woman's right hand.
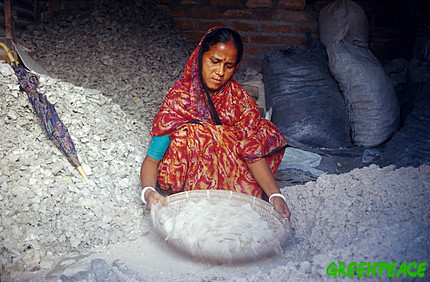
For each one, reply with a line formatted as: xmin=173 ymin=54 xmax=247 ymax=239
xmin=145 ymin=190 xmax=168 ymax=211
xmin=140 ymin=155 xmax=167 ymax=211
xmin=271 ymin=196 xmax=291 ymax=222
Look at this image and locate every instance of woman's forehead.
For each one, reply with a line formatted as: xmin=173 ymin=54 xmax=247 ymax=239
xmin=206 ymin=42 xmax=238 ymax=63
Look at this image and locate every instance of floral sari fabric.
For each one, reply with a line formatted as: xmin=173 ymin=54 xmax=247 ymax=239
xmin=151 ymin=27 xmax=286 ymax=198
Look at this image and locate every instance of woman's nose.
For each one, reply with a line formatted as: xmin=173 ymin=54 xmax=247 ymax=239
xmin=216 ymin=64 xmax=225 ymax=76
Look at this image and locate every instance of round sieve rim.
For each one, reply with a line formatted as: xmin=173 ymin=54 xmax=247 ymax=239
xmin=166 ymin=190 xmax=286 ymax=225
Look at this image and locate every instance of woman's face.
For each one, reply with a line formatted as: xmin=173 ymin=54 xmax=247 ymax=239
xmin=201 ymin=42 xmax=238 ymax=97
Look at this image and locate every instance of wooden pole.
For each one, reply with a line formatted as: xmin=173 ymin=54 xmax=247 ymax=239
xmin=4 ymin=0 xmax=14 ymax=39
xmin=33 ymin=0 xmax=40 ymax=23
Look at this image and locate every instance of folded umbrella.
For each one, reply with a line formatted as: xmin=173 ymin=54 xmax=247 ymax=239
xmin=1 ymin=42 xmax=88 ymax=180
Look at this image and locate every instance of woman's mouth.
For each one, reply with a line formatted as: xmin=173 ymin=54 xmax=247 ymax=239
xmin=211 ymin=78 xmax=222 ymax=84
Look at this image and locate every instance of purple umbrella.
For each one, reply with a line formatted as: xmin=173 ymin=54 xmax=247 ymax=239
xmin=1 ymin=43 xmax=87 ymax=180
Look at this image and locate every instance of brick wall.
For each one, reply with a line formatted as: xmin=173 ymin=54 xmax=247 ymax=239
xmin=155 ymin=0 xmax=317 ymax=71
xmin=349 ymin=0 xmax=417 ymax=65
xmin=155 ymin=0 xmax=417 ymax=71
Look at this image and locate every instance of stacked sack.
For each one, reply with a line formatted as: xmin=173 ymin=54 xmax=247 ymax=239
xmin=320 ymin=0 xmax=400 ymax=147
xmin=263 ymin=37 xmax=352 ymax=149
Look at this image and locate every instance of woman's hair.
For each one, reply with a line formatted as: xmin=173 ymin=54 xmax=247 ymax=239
xmin=200 ymin=27 xmax=244 ymax=65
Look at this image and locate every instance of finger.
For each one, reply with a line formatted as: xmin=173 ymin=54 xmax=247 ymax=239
xmin=279 ymin=201 xmax=291 ymax=220
xmin=279 ymin=207 xmax=289 ymax=219
xmin=275 ymin=202 xmax=287 ymax=218
xmin=274 ymin=198 xmax=291 ymax=221
xmin=155 ymin=193 xmax=168 ymax=206
xmin=147 ymin=191 xmax=159 ymax=211
xmin=283 ymin=205 xmax=291 ymax=222
xmin=285 ymin=209 xmax=291 ymax=222
xmin=148 ymin=192 xmax=168 ymax=211
xmin=147 ymin=199 xmax=157 ymax=212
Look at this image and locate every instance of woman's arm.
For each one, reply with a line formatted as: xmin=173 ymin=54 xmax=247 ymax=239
xmin=140 ymin=155 xmax=167 ymax=211
xmin=247 ymin=158 xmax=291 ymax=221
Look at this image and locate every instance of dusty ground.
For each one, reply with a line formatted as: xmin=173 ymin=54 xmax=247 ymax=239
xmin=7 ymin=163 xmax=430 ymax=281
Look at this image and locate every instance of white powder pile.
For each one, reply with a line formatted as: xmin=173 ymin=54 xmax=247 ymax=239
xmin=150 ymin=199 xmax=283 ymax=263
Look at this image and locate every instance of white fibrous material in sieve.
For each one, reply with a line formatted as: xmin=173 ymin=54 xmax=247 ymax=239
xmin=150 ymin=199 xmax=283 ymax=263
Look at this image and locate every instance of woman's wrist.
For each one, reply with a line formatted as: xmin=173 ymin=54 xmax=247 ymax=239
xmin=269 ymin=193 xmax=286 ymax=205
xmin=141 ymin=187 xmax=156 ymax=204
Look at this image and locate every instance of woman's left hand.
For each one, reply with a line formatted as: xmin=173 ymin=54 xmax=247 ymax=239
xmin=272 ymin=197 xmax=291 ymax=221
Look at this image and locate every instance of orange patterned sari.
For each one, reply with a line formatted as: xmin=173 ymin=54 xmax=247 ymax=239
xmin=151 ymin=28 xmax=286 ymax=199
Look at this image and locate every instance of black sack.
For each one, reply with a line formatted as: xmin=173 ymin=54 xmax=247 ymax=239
xmin=326 ymin=25 xmax=400 ymax=147
xmin=263 ymin=39 xmax=351 ymax=149
xmin=381 ymin=43 xmax=430 ymax=167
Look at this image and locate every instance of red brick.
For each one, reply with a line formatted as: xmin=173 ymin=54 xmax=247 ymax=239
xmin=175 ymin=19 xmax=196 ymax=30
xmin=159 ymin=6 xmax=185 ymax=17
xmin=252 ymin=45 xmax=271 ymax=56
xmin=246 ymin=0 xmax=272 ymax=9
xmin=243 ymin=44 xmax=261 ymax=55
xmin=292 ymin=31 xmax=319 ymax=44
xmin=295 ymin=22 xmax=319 ymax=35
xmin=186 ymin=7 xmax=219 ymax=19
xmin=313 ymin=1 xmax=331 ymax=12
xmin=181 ymin=0 xmax=202 ymax=4
xmin=231 ymin=21 xmax=260 ymax=33
xmin=272 ymin=10 xmax=310 ymax=22
xmin=155 ymin=0 xmax=172 ymax=4
xmin=262 ymin=23 xmax=293 ymax=33
xmin=294 ymin=28 xmax=319 ymax=41
xmin=278 ymin=34 xmax=308 ymax=46
xmin=241 ymin=56 xmax=265 ymax=70
xmin=244 ymin=9 xmax=275 ymax=21
xmin=277 ymin=0 xmax=306 ymax=10
xmin=183 ymin=31 xmax=206 ymax=42
xmin=211 ymin=0 xmax=242 ymax=7
xmin=240 ymin=33 xmax=251 ymax=44
xmin=222 ymin=9 xmax=253 ymax=19
xmin=48 ymin=1 xmax=60 ymax=12
xmin=199 ymin=20 xmax=228 ymax=32
xmin=248 ymin=34 xmax=280 ymax=44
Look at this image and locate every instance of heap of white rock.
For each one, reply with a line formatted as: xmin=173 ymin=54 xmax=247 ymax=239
xmin=15 ymin=0 xmax=196 ymax=128
xmin=0 ymin=61 xmax=151 ymax=273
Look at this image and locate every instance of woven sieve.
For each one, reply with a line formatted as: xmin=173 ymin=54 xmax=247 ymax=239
xmin=150 ymin=189 xmax=290 ymax=263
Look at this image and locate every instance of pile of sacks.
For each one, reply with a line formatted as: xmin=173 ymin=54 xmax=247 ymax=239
xmin=264 ymin=0 xmax=399 ymax=149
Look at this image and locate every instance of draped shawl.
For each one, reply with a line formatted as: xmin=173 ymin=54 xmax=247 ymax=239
xmin=150 ymin=27 xmax=286 ymax=198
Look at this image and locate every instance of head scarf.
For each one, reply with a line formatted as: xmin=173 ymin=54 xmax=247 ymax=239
xmin=151 ymin=27 xmax=243 ymax=135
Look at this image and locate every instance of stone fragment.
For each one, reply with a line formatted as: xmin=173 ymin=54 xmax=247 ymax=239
xmin=60 ymin=270 xmax=96 ymax=282
xmin=91 ymin=258 xmax=121 ymax=282
xmin=112 ymin=259 xmax=144 ymax=281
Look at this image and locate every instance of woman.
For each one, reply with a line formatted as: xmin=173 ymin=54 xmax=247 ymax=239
xmin=140 ymin=27 xmax=291 ymax=220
